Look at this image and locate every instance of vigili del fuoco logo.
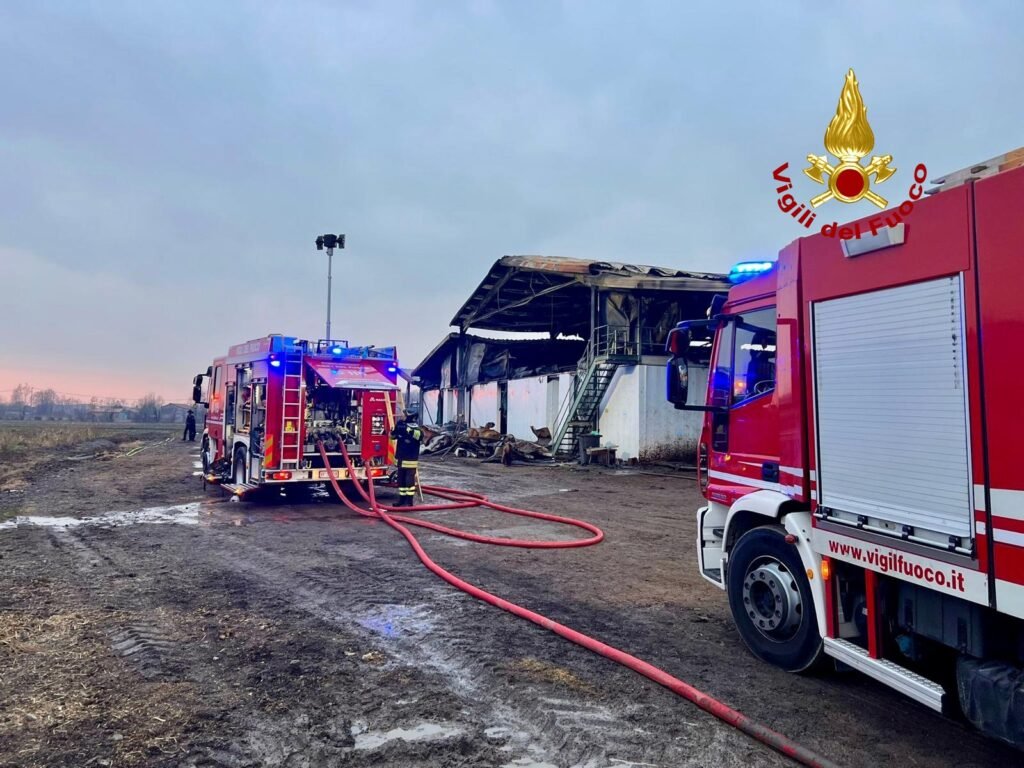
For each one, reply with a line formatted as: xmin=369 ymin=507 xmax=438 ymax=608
xmin=773 ymin=69 xmax=927 ymax=240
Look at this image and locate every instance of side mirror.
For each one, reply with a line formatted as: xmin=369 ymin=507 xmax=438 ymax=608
xmin=666 ymin=321 xmax=715 ymax=366
xmin=666 ymin=354 xmax=723 ymax=412
xmin=192 ymin=385 xmax=202 ymax=404
xmin=666 ymin=357 xmax=690 ymax=409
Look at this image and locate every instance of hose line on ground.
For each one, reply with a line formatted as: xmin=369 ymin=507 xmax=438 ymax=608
xmin=318 ymin=442 xmax=840 ymax=768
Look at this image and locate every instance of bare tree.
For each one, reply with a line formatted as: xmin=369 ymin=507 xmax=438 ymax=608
xmin=11 ymin=383 xmax=34 ymax=419
xmin=135 ymin=393 xmax=163 ymax=423
xmin=32 ymin=389 xmax=58 ymax=418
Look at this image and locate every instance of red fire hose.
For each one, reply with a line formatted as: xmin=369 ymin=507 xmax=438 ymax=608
xmin=318 ymin=443 xmax=840 ymax=768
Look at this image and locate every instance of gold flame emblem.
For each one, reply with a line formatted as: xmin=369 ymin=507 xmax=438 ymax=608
xmin=804 ymin=69 xmax=895 ymax=208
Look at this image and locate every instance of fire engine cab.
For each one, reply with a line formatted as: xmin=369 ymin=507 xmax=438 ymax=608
xmin=667 ymin=149 xmax=1024 ymax=747
xmin=192 ymin=334 xmax=400 ymax=495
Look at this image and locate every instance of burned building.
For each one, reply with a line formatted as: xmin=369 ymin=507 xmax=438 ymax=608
xmin=414 ymin=256 xmax=728 ymax=461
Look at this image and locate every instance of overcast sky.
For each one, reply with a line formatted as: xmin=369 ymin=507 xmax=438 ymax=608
xmin=2 ymin=1 xmax=1022 ymax=401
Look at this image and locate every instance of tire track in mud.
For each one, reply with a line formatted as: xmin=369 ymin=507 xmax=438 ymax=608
xmin=29 ymin=504 xmax=777 ymax=767
xmin=192 ymin=530 xmax=774 ymax=768
xmin=109 ymin=624 xmax=176 ymax=679
xmin=44 ymin=527 xmax=187 ymax=682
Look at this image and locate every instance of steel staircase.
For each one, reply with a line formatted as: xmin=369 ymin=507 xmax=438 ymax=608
xmin=552 ymin=359 xmax=618 ymax=458
xmin=551 ymin=324 xmax=651 ymax=459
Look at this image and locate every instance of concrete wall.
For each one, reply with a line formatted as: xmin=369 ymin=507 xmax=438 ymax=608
xmin=549 ymin=373 xmax=574 ymax=433
xmin=470 ymin=382 xmax=499 ymax=428
xmin=425 ymin=373 xmax=574 ymax=436
xmin=598 ymin=367 xmax=641 ymax=459
xmin=423 ymin=364 xmax=703 ymax=461
xmin=503 ymin=377 xmax=539 ymax=439
xmin=597 ymin=362 xmax=705 ymax=462
xmin=444 ymin=389 xmax=457 ymax=424
xmin=421 ymin=390 xmax=440 ymax=426
xmin=637 ymin=363 xmax=706 ymax=461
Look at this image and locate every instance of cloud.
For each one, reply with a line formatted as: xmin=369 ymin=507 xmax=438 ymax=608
xmin=2 ymin=1 xmax=1023 ymax=401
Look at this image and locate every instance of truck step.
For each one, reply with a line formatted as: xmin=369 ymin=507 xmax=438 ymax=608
xmin=823 ymin=638 xmax=945 ymax=712
xmin=701 ymin=567 xmax=722 ymax=585
xmin=222 ymin=482 xmax=260 ymax=497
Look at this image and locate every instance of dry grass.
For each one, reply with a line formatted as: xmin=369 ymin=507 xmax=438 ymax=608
xmin=0 ymin=605 xmax=200 ymax=767
xmin=511 ymin=657 xmax=598 ymax=694
xmin=0 ymin=422 xmax=174 ymax=460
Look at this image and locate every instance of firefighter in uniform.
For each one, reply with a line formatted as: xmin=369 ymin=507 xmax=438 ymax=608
xmin=183 ymin=410 xmax=197 ymax=442
xmin=391 ymin=411 xmax=422 ymax=507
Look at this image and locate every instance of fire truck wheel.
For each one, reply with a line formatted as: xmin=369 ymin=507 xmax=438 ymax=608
xmin=233 ymin=448 xmax=247 ymax=485
xmin=727 ymin=525 xmax=823 ymax=673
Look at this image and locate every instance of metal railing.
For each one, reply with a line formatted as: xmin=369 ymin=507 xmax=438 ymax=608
xmin=551 ymin=325 xmax=674 ymax=454
xmin=590 ymin=325 xmax=671 ymax=359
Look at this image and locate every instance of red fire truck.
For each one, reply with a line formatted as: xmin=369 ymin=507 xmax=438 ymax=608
xmin=667 ymin=149 xmax=1024 ymax=746
xmin=192 ymin=335 xmax=400 ymax=495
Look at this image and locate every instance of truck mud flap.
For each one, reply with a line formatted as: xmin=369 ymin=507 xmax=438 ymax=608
xmin=957 ymin=656 xmax=1024 ymax=749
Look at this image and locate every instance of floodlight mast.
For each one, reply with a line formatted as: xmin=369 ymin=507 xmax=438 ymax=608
xmin=315 ymin=233 xmax=346 ymax=342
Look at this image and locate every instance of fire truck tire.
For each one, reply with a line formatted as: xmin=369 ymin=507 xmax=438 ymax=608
xmin=727 ymin=525 xmax=824 ymax=673
xmin=233 ymin=448 xmax=247 ymax=485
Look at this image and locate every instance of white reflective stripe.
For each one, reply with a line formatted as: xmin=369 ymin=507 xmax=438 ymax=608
xmin=991 ymin=489 xmax=1024 ymax=522
xmin=809 ymin=470 xmax=817 ymax=481
xmin=708 ymin=469 xmax=782 ymax=493
xmin=996 ymin=579 xmax=1024 ymax=621
xmin=781 ymin=484 xmax=803 ymax=497
xmin=991 ymin=528 xmax=1024 ymax=547
xmin=976 ymin=520 xmax=987 ymax=536
xmin=780 ymin=466 xmax=804 ymax=477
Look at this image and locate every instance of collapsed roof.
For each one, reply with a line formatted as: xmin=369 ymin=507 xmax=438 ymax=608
xmin=451 ymin=255 xmax=729 ymax=334
xmin=413 ymin=333 xmax=586 ymax=389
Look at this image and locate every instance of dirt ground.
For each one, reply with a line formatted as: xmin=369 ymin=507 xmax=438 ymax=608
xmin=0 ymin=431 xmax=1019 ymax=768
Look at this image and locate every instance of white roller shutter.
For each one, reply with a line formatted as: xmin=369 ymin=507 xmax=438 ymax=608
xmin=813 ymin=276 xmax=973 ymax=542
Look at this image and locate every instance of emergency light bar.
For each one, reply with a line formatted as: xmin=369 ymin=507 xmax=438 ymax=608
xmin=728 ymin=261 xmax=775 ymax=284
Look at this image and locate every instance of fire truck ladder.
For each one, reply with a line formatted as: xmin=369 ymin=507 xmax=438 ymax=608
xmin=280 ymin=347 xmax=305 ymax=470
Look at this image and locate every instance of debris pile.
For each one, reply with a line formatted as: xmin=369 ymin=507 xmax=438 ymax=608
xmin=420 ymin=423 xmax=555 ymax=464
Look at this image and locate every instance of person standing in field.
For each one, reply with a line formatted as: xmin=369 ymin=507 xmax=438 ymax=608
xmin=184 ymin=410 xmax=197 ymax=442
xmin=391 ymin=411 xmax=422 ymax=506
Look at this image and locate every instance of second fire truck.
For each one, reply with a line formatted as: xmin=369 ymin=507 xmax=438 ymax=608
xmin=192 ymin=335 xmax=400 ymax=495
xmin=667 ymin=149 xmax=1024 ymax=748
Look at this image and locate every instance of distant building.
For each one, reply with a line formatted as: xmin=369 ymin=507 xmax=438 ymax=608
xmin=88 ymin=404 xmax=132 ymax=422
xmin=160 ymin=403 xmax=192 ymax=423
xmin=415 ymin=255 xmax=729 ymax=462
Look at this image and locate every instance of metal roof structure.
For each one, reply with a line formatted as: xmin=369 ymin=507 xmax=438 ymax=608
xmin=451 ymin=255 xmax=729 ymax=334
xmin=413 ymin=332 xmax=585 ymax=388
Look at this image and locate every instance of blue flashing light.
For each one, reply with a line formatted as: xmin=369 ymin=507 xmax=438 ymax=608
xmin=728 ymin=260 xmax=775 ymax=284
xmin=331 ymin=346 xmax=343 ymax=355
xmin=270 ymin=359 xmax=281 ymax=368
xmin=387 ymin=366 xmax=398 ymax=374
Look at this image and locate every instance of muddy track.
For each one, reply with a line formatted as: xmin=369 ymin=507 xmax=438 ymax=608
xmin=3 ymin=440 xmax=1021 ymax=767
xmin=184 ymin=531 xmax=763 ymax=767
xmin=41 ymin=506 xmax=773 ymax=767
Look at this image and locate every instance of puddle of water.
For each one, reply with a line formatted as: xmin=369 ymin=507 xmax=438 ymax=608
xmin=353 ymin=722 xmax=463 ymax=750
xmin=0 ymin=503 xmax=201 ymax=531
xmin=356 ymin=604 xmax=434 ymax=638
